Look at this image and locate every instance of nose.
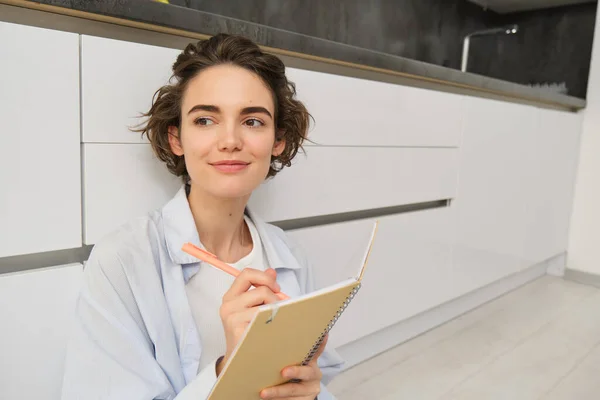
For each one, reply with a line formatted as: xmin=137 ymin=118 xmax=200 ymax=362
xmin=217 ymin=121 xmax=243 ymax=152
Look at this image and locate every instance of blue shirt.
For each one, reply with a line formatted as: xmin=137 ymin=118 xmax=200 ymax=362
xmin=61 ymin=185 xmax=343 ymax=399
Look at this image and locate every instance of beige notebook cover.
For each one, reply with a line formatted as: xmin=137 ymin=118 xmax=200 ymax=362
xmin=207 ymin=221 xmax=379 ymax=400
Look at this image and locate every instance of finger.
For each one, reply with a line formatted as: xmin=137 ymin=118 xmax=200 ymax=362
xmin=223 ymin=268 xmax=280 ymax=301
xmin=260 ymin=381 xmax=319 ymax=399
xmin=226 ymin=307 xmax=260 ymax=327
xmin=241 ymin=285 xmax=281 ymax=307
xmin=221 ymin=286 xmax=279 ymax=319
xmin=281 ymin=365 xmax=321 ymax=382
xmin=265 ymin=268 xmax=277 ymax=279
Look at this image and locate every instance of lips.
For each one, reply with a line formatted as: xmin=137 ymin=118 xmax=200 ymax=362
xmin=209 ymin=160 xmax=250 ymax=173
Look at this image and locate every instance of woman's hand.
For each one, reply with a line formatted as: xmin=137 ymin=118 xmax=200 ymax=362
xmin=217 ymin=267 xmax=281 ymax=376
xmin=259 ymin=335 xmax=329 ymax=400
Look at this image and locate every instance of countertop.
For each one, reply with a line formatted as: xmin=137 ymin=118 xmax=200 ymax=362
xmin=1 ymin=0 xmax=587 ymax=111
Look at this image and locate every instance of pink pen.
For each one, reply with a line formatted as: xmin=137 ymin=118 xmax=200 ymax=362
xmin=181 ymin=242 xmax=290 ymax=301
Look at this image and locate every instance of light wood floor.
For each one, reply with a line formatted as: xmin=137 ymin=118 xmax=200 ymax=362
xmin=328 ymin=275 xmax=600 ymax=400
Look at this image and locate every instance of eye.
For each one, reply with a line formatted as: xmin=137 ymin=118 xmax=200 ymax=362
xmin=194 ymin=117 xmax=215 ymax=126
xmin=243 ymin=118 xmax=264 ymax=128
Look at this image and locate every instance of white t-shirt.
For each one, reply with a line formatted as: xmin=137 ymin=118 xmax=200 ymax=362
xmin=184 ymin=215 xmax=269 ymax=373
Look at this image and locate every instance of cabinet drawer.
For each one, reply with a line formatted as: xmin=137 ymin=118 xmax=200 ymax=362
xmin=80 ymin=34 xmax=463 ymax=149
xmin=82 ymin=144 xmax=457 ymax=246
xmin=0 ymin=263 xmax=83 ymax=400
xmin=286 ymin=207 xmax=453 ymax=347
xmin=82 ymin=144 xmax=181 ymax=244
xmin=81 ymin=35 xmax=181 ymax=143
xmin=249 ymin=146 xmax=458 ymax=222
xmin=0 ymin=22 xmax=81 ymax=257
xmin=287 ymin=67 xmax=464 ymax=148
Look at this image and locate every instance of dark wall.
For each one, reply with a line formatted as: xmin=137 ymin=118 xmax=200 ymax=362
xmin=170 ymin=0 xmax=596 ymax=98
xmin=175 ymin=0 xmax=497 ymax=69
xmin=469 ymin=3 xmax=597 ymax=98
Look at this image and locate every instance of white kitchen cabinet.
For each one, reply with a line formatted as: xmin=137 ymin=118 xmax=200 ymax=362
xmin=82 ymin=144 xmax=181 ymax=244
xmin=521 ymin=108 xmax=583 ymax=266
xmin=82 ymin=143 xmax=456 ymax=245
xmin=286 ymin=207 xmax=453 ymax=348
xmin=249 ymin=146 xmax=458 ymax=222
xmin=451 ymin=97 xmax=538 ymax=296
xmin=286 ymin=67 xmax=464 ymax=148
xmin=80 ymin=34 xmax=464 ymax=148
xmin=81 ymin=35 xmax=181 ymax=143
xmin=0 ymin=22 xmax=81 ymax=257
xmin=0 ymin=263 xmax=83 ymax=400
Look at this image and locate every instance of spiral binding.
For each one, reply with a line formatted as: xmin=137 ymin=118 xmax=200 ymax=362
xmin=300 ymin=283 xmax=362 ymax=366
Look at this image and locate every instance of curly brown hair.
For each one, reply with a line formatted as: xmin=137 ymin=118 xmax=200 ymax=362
xmin=133 ymin=33 xmax=311 ymax=182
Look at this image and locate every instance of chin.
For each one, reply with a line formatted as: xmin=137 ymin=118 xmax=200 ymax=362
xmin=190 ymin=168 xmax=269 ymax=199
xmin=207 ymin=180 xmax=262 ymax=199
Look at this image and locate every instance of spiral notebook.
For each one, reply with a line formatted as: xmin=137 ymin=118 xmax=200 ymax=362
xmin=207 ymin=221 xmax=379 ymax=400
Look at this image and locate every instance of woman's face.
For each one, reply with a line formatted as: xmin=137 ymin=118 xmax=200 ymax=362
xmin=169 ymin=64 xmax=284 ymax=199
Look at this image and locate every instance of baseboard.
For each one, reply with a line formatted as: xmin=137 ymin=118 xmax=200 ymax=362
xmin=335 ymin=261 xmax=548 ymax=369
xmin=564 ymin=268 xmax=600 ymax=289
xmin=545 ymin=252 xmax=567 ymax=277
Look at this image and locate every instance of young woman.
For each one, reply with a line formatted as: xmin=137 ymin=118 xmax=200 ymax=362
xmin=61 ymin=34 xmax=343 ymax=400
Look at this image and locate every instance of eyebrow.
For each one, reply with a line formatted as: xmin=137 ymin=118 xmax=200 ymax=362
xmin=187 ymin=104 xmax=219 ymax=115
xmin=187 ymin=104 xmax=273 ymax=119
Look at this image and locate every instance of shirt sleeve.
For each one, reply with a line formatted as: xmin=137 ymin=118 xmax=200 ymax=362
xmin=172 ymin=359 xmax=219 ymax=400
xmin=60 ymin=242 xmax=218 ymax=400
xmin=317 ymin=382 xmax=337 ymax=400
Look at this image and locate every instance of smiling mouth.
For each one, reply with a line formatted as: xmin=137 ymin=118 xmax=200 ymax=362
xmin=209 ymin=161 xmax=250 ymax=173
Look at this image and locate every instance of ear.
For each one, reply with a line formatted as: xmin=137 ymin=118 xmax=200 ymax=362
xmin=272 ymin=133 xmax=286 ymax=157
xmin=168 ymin=126 xmax=184 ymax=156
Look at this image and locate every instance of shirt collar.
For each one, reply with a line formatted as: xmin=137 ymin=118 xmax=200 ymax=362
xmin=161 ymin=184 xmax=300 ymax=272
xmin=245 ymin=206 xmax=302 ymax=272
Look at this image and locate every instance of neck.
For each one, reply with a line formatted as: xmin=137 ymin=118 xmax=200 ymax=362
xmin=187 ymin=183 xmax=252 ymax=263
